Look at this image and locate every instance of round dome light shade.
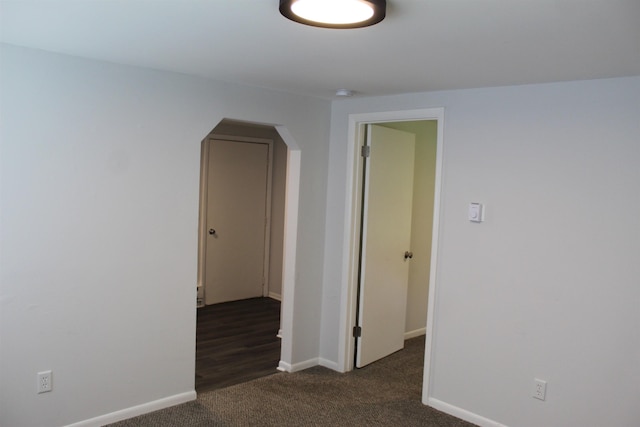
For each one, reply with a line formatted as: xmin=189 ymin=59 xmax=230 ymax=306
xmin=279 ymin=0 xmax=386 ymax=29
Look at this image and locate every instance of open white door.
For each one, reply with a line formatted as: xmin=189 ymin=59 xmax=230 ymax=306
xmin=204 ymin=138 xmax=271 ymax=305
xmin=356 ymin=124 xmax=415 ymax=367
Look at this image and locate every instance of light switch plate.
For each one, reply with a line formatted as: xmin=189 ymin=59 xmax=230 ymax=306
xmin=469 ymin=203 xmax=483 ymax=222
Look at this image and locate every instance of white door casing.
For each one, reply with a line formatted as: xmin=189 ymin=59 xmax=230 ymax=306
xmin=340 ymin=108 xmax=444 ymax=404
xmin=204 ymin=137 xmax=273 ymax=305
xmin=356 ymin=125 xmax=415 ymax=367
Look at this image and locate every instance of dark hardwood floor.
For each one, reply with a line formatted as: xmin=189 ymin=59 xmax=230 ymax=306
xmin=195 ymin=297 xmax=281 ymax=393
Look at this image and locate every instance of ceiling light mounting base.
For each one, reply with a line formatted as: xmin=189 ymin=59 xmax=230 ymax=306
xmin=336 ymin=89 xmax=355 ymax=97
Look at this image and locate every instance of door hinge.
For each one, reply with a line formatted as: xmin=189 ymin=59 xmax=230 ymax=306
xmin=361 ymin=145 xmax=370 ymax=158
xmin=352 ymin=325 xmax=362 ymax=338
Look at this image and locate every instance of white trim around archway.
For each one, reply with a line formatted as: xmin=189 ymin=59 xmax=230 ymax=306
xmin=274 ymin=125 xmax=300 ymax=373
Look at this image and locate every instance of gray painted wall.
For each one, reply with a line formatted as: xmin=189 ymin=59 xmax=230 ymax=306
xmin=2 ymin=41 xmax=639 ymax=427
xmin=323 ymin=76 xmax=640 ymax=427
xmin=0 ymin=44 xmax=330 ymax=427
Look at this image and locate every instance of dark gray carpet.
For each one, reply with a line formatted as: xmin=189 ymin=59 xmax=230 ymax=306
xmin=107 ymin=337 xmax=476 ymax=426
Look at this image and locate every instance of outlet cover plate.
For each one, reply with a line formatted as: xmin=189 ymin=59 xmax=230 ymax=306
xmin=37 ymin=370 xmax=52 ymax=394
xmin=533 ymin=378 xmax=547 ymax=400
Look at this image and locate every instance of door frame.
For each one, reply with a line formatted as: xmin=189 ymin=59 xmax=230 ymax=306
xmin=198 ymin=134 xmax=274 ymax=304
xmin=339 ymin=108 xmax=444 ymax=402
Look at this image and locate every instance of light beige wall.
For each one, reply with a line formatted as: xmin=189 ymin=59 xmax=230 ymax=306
xmin=210 ymin=120 xmax=287 ymax=299
xmin=379 ymin=121 xmax=438 ymax=335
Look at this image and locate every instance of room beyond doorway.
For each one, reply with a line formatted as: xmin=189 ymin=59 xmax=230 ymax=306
xmin=353 ymin=121 xmax=438 ymax=369
xmin=198 ymin=119 xmax=288 ymax=306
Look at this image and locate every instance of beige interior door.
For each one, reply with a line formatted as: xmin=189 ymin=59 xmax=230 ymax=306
xmin=356 ymin=124 xmax=415 ymax=367
xmin=204 ymin=138 xmax=270 ymax=305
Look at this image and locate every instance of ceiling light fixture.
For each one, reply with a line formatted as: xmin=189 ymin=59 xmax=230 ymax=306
xmin=279 ymin=0 xmax=386 ymax=29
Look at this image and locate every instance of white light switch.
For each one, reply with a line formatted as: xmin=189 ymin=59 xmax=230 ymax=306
xmin=469 ymin=203 xmax=483 ymax=222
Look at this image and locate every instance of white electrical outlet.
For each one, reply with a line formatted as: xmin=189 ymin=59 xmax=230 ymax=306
xmin=532 ymin=378 xmax=547 ymax=401
xmin=37 ymin=370 xmax=52 ymax=394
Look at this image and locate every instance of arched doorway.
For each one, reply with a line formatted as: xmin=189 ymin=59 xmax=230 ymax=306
xmin=196 ymin=119 xmax=300 ymax=391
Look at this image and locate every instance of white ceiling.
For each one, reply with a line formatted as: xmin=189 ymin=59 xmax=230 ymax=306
xmin=2 ymin=0 xmax=639 ymax=99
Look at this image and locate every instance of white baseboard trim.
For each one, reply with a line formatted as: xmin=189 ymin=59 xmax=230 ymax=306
xmin=289 ymin=357 xmax=319 ymax=372
xmin=404 ymin=328 xmax=426 ymax=339
xmin=278 ymin=357 xmax=319 ymax=373
xmin=318 ymin=357 xmax=339 ymax=371
xmin=268 ymin=292 xmax=282 ymax=301
xmin=66 ymin=391 xmax=196 ymax=427
xmin=427 ymin=397 xmax=507 ymax=427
